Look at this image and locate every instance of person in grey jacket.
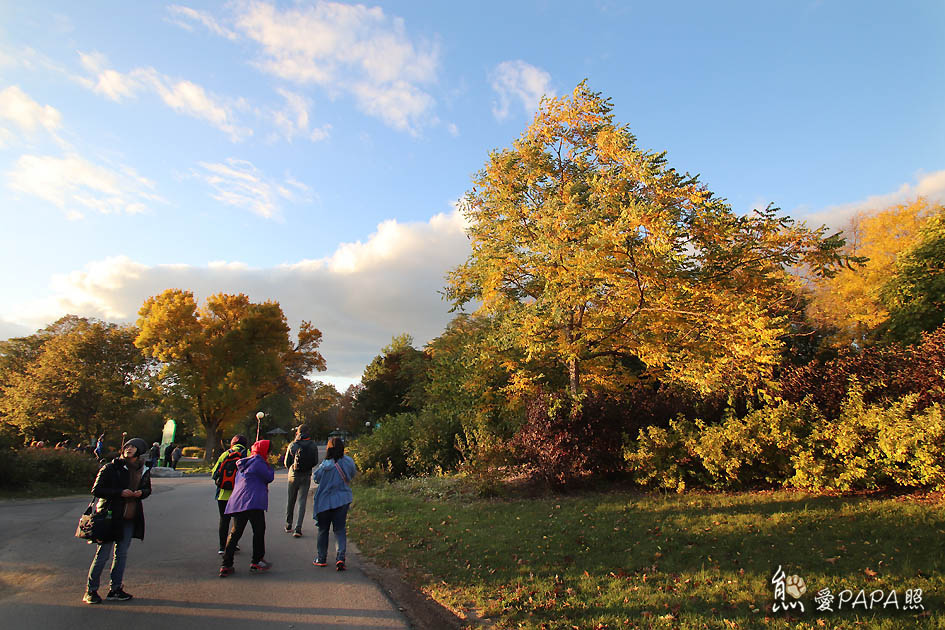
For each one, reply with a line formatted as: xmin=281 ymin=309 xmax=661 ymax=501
xmin=283 ymin=425 xmax=319 ymax=537
xmin=311 ymin=437 xmax=357 ymax=570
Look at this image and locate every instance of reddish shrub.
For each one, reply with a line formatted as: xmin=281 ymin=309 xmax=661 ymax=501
xmin=513 ymin=391 xmax=636 ymax=486
xmin=779 ymin=324 xmax=945 ymax=419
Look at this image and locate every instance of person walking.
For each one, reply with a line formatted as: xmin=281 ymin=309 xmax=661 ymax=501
xmin=163 ymin=443 xmax=174 ymax=467
xmin=146 ymin=442 xmax=160 ymax=468
xmin=94 ymin=433 xmax=106 ymax=461
xmin=82 ymin=437 xmax=152 ymax=604
xmin=219 ymin=440 xmax=274 ymax=577
xmin=211 ymin=434 xmax=248 ymax=554
xmin=312 ymin=437 xmax=357 ymax=571
xmin=283 ymin=425 xmax=319 ymax=537
xmin=171 ymin=444 xmax=182 ymax=469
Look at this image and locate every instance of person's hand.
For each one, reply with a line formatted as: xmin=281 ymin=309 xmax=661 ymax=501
xmin=134 ymin=490 xmax=143 ymax=497
xmin=120 ymin=489 xmax=135 ymax=497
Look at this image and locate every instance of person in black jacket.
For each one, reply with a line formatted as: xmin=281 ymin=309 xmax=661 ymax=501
xmin=82 ymin=437 xmax=152 ymax=605
xmin=283 ymin=425 xmax=319 ymax=537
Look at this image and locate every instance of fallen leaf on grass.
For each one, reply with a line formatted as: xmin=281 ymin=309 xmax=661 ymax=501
xmin=864 ymin=568 xmax=878 ymax=577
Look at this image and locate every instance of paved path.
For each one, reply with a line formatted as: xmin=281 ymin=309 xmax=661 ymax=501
xmin=0 ymin=471 xmax=409 ymax=630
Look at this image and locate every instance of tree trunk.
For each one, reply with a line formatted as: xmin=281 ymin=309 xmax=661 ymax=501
xmin=568 ymin=357 xmax=580 ymax=397
xmin=203 ymin=423 xmax=219 ymax=463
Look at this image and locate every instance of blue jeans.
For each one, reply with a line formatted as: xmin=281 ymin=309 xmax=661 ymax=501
xmin=315 ymin=503 xmax=349 ymax=562
xmin=87 ymin=520 xmax=134 ymax=593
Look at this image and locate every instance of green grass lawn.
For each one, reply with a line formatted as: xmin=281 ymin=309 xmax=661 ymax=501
xmin=349 ymin=478 xmax=944 ymax=629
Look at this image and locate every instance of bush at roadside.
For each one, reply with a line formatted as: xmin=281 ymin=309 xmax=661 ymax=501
xmin=0 ymin=447 xmax=100 ymax=491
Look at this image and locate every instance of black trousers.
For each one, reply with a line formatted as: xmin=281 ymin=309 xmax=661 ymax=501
xmin=216 ymin=500 xmax=231 ymax=551
xmin=222 ymin=509 xmax=266 ymax=566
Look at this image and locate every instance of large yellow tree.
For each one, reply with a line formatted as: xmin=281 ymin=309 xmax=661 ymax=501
xmin=448 ymin=83 xmax=848 ymax=397
xmin=806 ymin=197 xmax=941 ymax=346
xmin=135 ymin=289 xmax=325 ymax=459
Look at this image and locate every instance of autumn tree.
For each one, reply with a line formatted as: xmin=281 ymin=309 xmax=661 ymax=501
xmin=806 ymin=197 xmax=940 ymax=346
xmin=293 ymin=379 xmax=342 ymax=439
xmin=135 ymin=290 xmax=326 ymax=460
xmin=0 ymin=316 xmax=156 ymax=443
xmin=447 ymin=82 xmax=848 ymax=397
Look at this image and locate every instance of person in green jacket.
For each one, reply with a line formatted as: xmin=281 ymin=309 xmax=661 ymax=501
xmin=211 ymin=434 xmax=248 ymax=553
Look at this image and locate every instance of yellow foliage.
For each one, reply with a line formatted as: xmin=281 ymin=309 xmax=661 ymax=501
xmin=806 ymin=197 xmax=942 ymax=345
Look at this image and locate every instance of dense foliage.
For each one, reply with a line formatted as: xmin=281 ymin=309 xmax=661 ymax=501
xmin=350 ymin=84 xmax=945 ymax=493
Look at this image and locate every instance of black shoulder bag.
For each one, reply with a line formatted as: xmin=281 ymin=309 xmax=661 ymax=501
xmin=75 ymin=498 xmax=114 ymax=543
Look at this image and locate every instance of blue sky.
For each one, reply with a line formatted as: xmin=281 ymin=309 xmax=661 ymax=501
xmin=1 ymin=1 xmax=943 ymax=389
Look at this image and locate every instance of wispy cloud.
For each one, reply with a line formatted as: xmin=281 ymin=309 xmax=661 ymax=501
xmin=170 ymin=1 xmax=440 ymax=134
xmin=2 ymin=208 xmax=472 ymax=379
xmin=7 ymin=153 xmax=163 ymax=220
xmin=167 ymin=4 xmax=238 ymax=40
xmin=77 ymin=51 xmax=252 ymax=141
xmin=191 ymin=158 xmax=310 ymax=219
xmin=803 ymin=169 xmax=945 ymax=229
xmin=0 ymin=86 xmax=62 ymax=134
xmin=490 ymin=60 xmax=553 ymax=121
xmin=269 ymin=88 xmax=331 ymax=143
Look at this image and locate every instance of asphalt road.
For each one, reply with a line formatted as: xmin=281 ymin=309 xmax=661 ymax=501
xmin=0 ymin=468 xmax=409 ymax=630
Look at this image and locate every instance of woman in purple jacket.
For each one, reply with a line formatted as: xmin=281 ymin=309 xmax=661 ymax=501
xmin=219 ymin=440 xmax=274 ymax=577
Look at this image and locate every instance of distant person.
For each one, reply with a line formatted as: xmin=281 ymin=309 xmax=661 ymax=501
xmin=283 ymin=425 xmax=319 ymax=537
xmin=163 ymin=443 xmax=174 ymax=467
xmin=211 ymin=434 xmax=248 ymax=554
xmin=94 ymin=434 xmax=106 ymax=461
xmin=147 ymin=442 xmax=160 ymax=468
xmin=82 ymin=437 xmax=152 ymax=605
xmin=312 ymin=437 xmax=357 ymax=571
xmin=219 ymin=440 xmax=274 ymax=577
xmin=171 ymin=445 xmax=182 ymax=469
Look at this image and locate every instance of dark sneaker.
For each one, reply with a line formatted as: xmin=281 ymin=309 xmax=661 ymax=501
xmin=284 ymin=524 xmax=292 ymax=533
xmin=83 ymin=591 xmax=102 ymax=605
xmin=336 ymin=560 xmax=346 ymax=571
xmin=218 ymin=548 xmax=225 ymax=555
xmin=106 ymin=588 xmax=133 ymax=601
xmin=313 ymin=558 xmax=327 ymax=567
xmin=219 ymin=566 xmax=234 ymax=578
xmin=250 ymin=559 xmax=272 ymax=573
xmin=293 ymin=529 xmax=302 ymax=538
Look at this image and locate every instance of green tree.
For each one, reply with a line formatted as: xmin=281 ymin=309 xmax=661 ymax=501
xmin=354 ymin=334 xmax=429 ymax=423
xmin=881 ymin=210 xmax=945 ymax=343
xmin=447 ymin=82 xmax=848 ymax=397
xmin=0 ymin=316 xmax=155 ymax=443
xmin=135 ymin=289 xmax=326 ymax=460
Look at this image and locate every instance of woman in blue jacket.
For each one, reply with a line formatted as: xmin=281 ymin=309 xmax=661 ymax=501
xmin=219 ymin=439 xmax=274 ymax=577
xmin=312 ymin=437 xmax=357 ymax=570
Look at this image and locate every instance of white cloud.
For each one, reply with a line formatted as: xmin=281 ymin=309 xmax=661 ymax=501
xmin=178 ymin=1 xmax=440 ymax=133
xmin=0 ymin=86 xmax=62 ymax=135
xmin=350 ymin=80 xmax=435 ymax=133
xmin=167 ymin=5 xmax=239 ymax=40
xmin=7 ymin=153 xmax=162 ymax=219
xmin=490 ymin=60 xmax=553 ymax=121
xmin=1 ymin=209 xmax=472 ymax=380
xmin=192 ymin=158 xmax=310 ymax=219
xmin=77 ymin=52 xmax=251 ymax=141
xmin=269 ymin=88 xmax=331 ymax=143
xmin=803 ymin=169 xmax=945 ymax=229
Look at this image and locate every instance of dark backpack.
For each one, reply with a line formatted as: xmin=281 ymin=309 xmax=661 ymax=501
xmin=213 ymin=449 xmax=242 ymax=490
xmin=291 ymin=441 xmax=318 ymax=472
